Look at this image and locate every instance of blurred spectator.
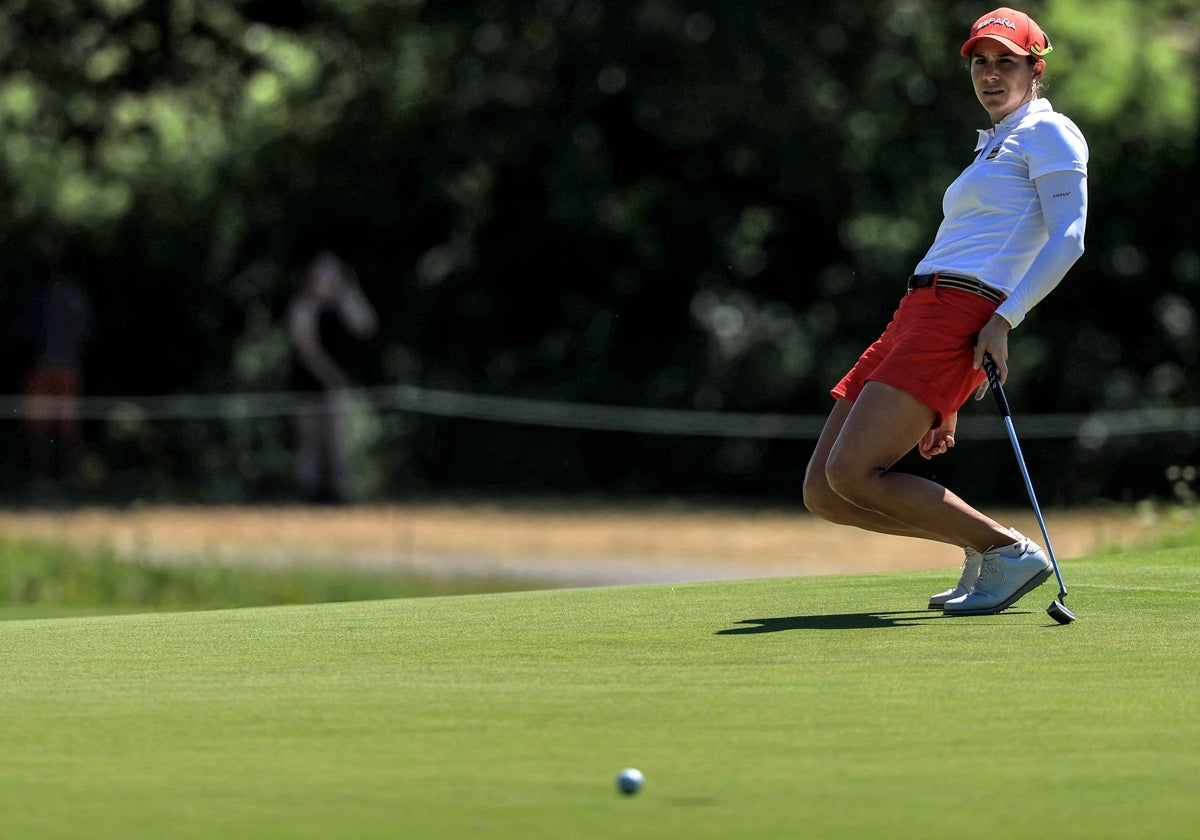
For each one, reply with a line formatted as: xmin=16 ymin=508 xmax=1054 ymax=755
xmin=286 ymin=251 xmax=378 ymax=504
xmin=16 ymin=270 xmax=92 ymax=501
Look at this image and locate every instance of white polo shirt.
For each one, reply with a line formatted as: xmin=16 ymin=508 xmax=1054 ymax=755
xmin=914 ymin=99 xmax=1089 ymax=327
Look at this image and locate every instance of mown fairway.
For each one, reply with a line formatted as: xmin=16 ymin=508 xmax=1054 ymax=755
xmin=2 ymin=548 xmax=1198 ymax=839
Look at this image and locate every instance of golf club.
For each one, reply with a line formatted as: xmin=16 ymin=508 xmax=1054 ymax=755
xmin=981 ymin=354 xmax=1076 ymax=624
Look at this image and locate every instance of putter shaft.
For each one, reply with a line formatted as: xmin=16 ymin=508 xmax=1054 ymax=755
xmin=982 ymin=355 xmax=1069 ymax=601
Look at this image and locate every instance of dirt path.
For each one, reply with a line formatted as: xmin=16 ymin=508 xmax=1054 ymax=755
xmin=0 ymin=501 xmax=1166 ymax=586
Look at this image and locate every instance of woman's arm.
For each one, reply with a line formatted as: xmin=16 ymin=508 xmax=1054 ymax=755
xmin=995 ymin=168 xmax=1088 ymax=329
xmin=975 ymin=168 xmax=1087 ymax=381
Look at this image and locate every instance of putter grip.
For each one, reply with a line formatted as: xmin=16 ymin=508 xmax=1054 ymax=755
xmin=981 ymin=354 xmax=1011 ymax=417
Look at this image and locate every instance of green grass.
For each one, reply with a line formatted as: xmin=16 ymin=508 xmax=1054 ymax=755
xmin=0 ymin=537 xmax=554 ymax=619
xmin=2 ymin=545 xmax=1199 ymax=838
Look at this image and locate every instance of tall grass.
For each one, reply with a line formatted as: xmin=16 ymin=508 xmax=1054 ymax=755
xmin=0 ymin=537 xmax=553 ymax=619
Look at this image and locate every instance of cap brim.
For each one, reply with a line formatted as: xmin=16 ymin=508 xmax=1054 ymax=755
xmin=960 ymin=35 xmax=1031 ymax=57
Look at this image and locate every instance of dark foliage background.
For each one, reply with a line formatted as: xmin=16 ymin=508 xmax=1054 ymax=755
xmin=1 ymin=0 xmax=1197 ymax=506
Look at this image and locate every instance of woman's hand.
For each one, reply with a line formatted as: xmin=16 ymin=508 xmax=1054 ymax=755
xmin=919 ymin=412 xmax=958 ymax=460
xmin=973 ymin=313 xmax=1012 ymax=383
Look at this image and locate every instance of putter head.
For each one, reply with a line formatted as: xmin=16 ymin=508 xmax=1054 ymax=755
xmin=1047 ymin=598 xmax=1076 ymax=625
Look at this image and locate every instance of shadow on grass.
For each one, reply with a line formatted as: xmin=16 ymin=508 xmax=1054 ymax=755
xmin=716 ymin=610 xmax=1030 ymax=633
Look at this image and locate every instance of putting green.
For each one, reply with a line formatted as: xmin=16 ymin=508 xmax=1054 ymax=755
xmin=1 ymin=548 xmax=1197 ymax=838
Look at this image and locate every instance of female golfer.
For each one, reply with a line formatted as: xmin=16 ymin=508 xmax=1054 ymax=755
xmin=803 ymin=8 xmax=1088 ymax=615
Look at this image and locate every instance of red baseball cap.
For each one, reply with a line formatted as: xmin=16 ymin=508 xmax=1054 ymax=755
xmin=961 ymin=8 xmax=1053 ymax=57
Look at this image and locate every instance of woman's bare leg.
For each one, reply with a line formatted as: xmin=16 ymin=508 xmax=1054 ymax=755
xmin=815 ymin=381 xmax=1012 ymax=552
xmin=803 ymin=398 xmax=954 ymax=543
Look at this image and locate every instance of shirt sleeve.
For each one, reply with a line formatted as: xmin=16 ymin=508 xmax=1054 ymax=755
xmin=1027 ymin=115 xmax=1088 ymax=180
xmin=994 ymin=168 xmax=1088 ymax=328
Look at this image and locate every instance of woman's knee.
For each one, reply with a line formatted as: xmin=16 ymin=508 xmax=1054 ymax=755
xmin=803 ymin=460 xmax=846 ymax=521
xmin=822 ymin=448 xmax=874 ymax=509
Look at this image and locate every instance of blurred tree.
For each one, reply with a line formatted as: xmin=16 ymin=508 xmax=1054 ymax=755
xmin=0 ymin=0 xmax=1196 ymax=503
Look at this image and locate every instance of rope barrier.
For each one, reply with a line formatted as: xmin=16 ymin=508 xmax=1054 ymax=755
xmin=1 ymin=385 xmax=1198 ymax=442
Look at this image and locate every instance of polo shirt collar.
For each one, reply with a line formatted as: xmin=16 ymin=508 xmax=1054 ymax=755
xmin=995 ymin=98 xmax=1052 ymax=132
xmin=975 ymin=99 xmax=1052 ymax=150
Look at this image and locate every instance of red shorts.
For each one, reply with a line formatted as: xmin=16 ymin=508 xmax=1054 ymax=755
xmin=831 ymin=287 xmax=997 ymax=427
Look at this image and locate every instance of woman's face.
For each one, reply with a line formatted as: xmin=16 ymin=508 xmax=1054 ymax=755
xmin=970 ymin=40 xmax=1040 ymax=124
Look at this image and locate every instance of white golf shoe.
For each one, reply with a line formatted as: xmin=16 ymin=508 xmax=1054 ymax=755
xmin=943 ymin=533 xmax=1053 ymax=616
xmin=928 ymin=547 xmax=984 ymax=609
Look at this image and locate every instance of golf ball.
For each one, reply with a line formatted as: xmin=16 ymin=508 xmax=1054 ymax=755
xmin=616 ymin=767 xmax=644 ymax=795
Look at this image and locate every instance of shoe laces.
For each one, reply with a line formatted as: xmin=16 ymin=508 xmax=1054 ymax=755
xmin=956 ymin=548 xmax=983 ymax=586
xmin=973 ymin=557 xmax=1004 ymax=590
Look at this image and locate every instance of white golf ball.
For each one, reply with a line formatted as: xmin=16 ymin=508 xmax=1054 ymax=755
xmin=616 ymin=767 xmax=644 ymax=795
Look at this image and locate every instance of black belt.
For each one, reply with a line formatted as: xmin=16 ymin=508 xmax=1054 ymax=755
xmin=906 ymin=272 xmax=1005 ymax=305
